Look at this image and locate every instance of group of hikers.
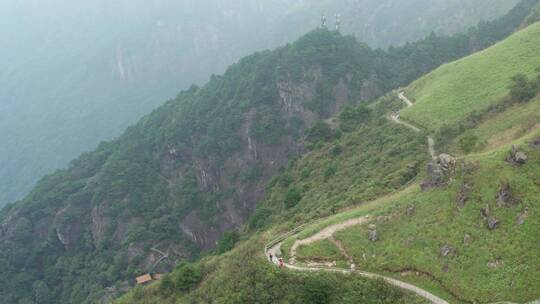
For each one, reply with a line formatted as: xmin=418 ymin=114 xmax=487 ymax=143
xmin=268 ymin=253 xmax=285 ymax=268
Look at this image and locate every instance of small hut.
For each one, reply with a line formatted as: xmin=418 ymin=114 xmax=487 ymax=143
xmin=135 ymin=274 xmax=153 ymax=285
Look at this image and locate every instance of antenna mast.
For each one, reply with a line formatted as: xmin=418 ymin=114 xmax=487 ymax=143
xmin=335 ymin=13 xmax=341 ymax=31
xmin=321 ymin=14 xmax=327 ymax=28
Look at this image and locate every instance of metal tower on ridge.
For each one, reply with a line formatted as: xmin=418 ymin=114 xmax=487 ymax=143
xmin=335 ymin=13 xmax=341 ymax=31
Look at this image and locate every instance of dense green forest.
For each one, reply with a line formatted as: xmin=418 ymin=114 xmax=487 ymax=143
xmin=0 ymin=1 xmax=539 ymax=303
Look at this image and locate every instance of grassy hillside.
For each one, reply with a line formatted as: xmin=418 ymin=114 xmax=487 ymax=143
xmin=274 ymin=22 xmax=540 ymax=303
xmin=288 ymin=132 xmax=540 ymax=303
xmin=115 ymin=236 xmax=430 ymax=304
xmin=401 ymin=22 xmax=540 ymax=131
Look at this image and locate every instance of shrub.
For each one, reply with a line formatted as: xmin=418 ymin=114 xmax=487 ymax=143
xmin=278 ymin=173 xmax=294 ymax=187
xmin=459 ymin=133 xmax=479 ymax=153
xmin=306 ymin=121 xmax=333 ymax=143
xmin=339 ymin=104 xmax=371 ymax=132
xmin=174 ymin=264 xmax=203 ymax=291
xmin=301 ymin=277 xmax=332 ymax=304
xmin=159 ymin=275 xmax=174 ymax=293
xmin=330 ymin=145 xmax=343 ymax=156
xmin=248 ymin=208 xmax=271 ymax=230
xmin=324 ymin=164 xmax=337 ymax=179
xmin=300 ymin=168 xmax=311 ymax=180
xmin=284 ymin=187 xmax=302 ymax=209
xmin=217 ymin=231 xmax=239 ymax=254
xmin=509 ymin=74 xmax=537 ymax=102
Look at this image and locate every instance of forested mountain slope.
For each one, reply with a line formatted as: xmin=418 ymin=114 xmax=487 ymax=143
xmin=0 ymin=0 xmax=519 ymax=207
xmin=1 ymin=1 xmax=540 ymax=303
xmin=115 ymin=6 xmax=540 ymax=304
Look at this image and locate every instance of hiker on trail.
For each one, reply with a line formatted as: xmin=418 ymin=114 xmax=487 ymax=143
xmin=279 ymin=258 xmax=284 ymax=268
xmin=269 ymin=253 xmax=273 ymax=261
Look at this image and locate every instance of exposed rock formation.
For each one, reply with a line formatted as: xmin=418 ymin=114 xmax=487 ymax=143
xmin=480 ymin=204 xmax=500 ymax=230
xmin=440 ymin=244 xmax=454 ymax=257
xmin=463 ymin=234 xmax=471 ymax=246
xmin=507 ymin=145 xmax=528 ymax=165
xmin=367 ymin=224 xmax=379 ymax=242
xmin=405 ymin=204 xmax=416 ymax=216
xmin=487 ymin=217 xmax=500 ymax=230
xmin=421 ymin=153 xmax=456 ymax=190
xmin=496 ymin=183 xmax=520 ymax=208
xmin=516 ymin=207 xmax=529 ymax=225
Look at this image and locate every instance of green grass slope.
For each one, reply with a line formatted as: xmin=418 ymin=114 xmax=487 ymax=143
xmin=401 ymin=22 xmax=540 ymax=131
xmin=293 ymin=134 xmax=540 ymax=303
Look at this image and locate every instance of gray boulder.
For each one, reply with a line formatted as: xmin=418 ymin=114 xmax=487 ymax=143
xmin=421 ymin=154 xmax=456 ymax=191
xmin=496 ymin=183 xmax=519 ymax=208
xmin=487 ymin=216 xmax=500 ymax=230
xmin=508 ymin=145 xmax=528 ymax=165
xmin=516 ymin=207 xmax=529 ymax=225
xmin=438 ymin=154 xmax=456 ymax=171
xmin=368 ymin=229 xmax=379 ymax=242
xmin=405 ymin=204 xmax=415 ymax=216
xmin=440 ymin=244 xmax=453 ymax=257
xmin=463 ymin=234 xmax=471 ymax=245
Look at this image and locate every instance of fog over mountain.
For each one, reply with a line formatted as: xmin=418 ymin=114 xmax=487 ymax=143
xmin=0 ymin=0 xmax=517 ymax=207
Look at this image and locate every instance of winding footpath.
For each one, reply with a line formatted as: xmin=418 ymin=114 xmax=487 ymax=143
xmin=264 ymin=92 xmax=539 ymax=304
xmin=395 ymin=92 xmax=436 ymax=159
xmin=265 ymin=216 xmax=449 ymax=304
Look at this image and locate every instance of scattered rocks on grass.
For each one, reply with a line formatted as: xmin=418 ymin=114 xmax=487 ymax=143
xmin=496 ymin=183 xmax=519 ymax=208
xmin=442 ymin=263 xmax=449 ymax=273
xmin=487 ymin=259 xmax=504 ymax=268
xmin=457 ymin=183 xmax=472 ymax=209
xmin=367 ymin=224 xmax=379 ymax=242
xmin=480 ymin=204 xmax=491 ymax=218
xmin=440 ymin=244 xmax=454 ymax=257
xmin=507 ymin=145 xmax=528 ymax=165
xmin=480 ymin=205 xmax=500 ymax=230
xmin=405 ymin=204 xmax=416 ymax=216
xmin=487 ymin=216 xmax=500 ymax=230
xmin=404 ymin=237 xmax=414 ymax=246
xmin=368 ymin=230 xmax=379 ymax=242
xmin=463 ymin=234 xmax=471 ymax=246
xmin=517 ymin=207 xmax=529 ymax=225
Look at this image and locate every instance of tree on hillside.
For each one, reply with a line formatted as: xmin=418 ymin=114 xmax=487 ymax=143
xmin=509 ymin=74 xmax=537 ymax=102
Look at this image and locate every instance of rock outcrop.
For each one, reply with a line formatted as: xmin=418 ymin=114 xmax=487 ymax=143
xmin=507 ymin=145 xmax=528 ymax=165
xmin=440 ymin=244 xmax=454 ymax=257
xmin=367 ymin=224 xmax=379 ymax=242
xmin=405 ymin=204 xmax=416 ymax=216
xmin=480 ymin=204 xmax=500 ymax=230
xmin=496 ymin=183 xmax=519 ymax=208
xmin=421 ymin=154 xmax=456 ymax=190
xmin=457 ymin=183 xmax=472 ymax=209
xmin=516 ymin=207 xmax=529 ymax=225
